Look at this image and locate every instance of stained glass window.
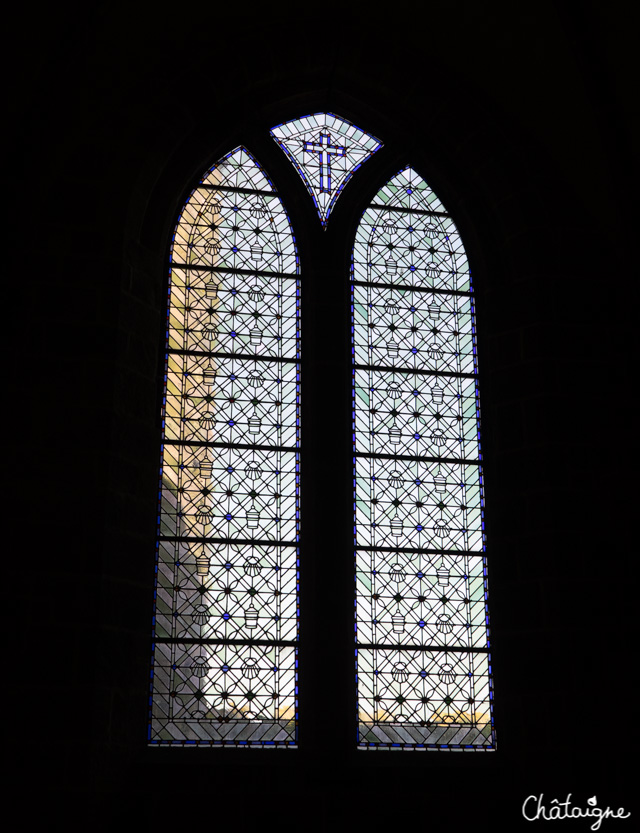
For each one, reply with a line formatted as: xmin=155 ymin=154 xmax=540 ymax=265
xmin=351 ymin=167 xmax=495 ymax=749
xmin=271 ymin=113 xmax=382 ymax=228
xmin=148 ymin=147 xmax=301 ymax=746
xmin=149 ymin=117 xmax=495 ymax=751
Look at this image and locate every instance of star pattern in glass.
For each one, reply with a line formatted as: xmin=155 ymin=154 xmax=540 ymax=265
xmin=149 ymin=147 xmax=300 ymax=746
xmin=351 ymin=167 xmax=495 ymax=750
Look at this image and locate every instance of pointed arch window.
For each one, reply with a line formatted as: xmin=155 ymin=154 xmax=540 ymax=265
xmin=148 ymin=115 xmax=494 ymax=751
xmin=351 ymin=167 xmax=495 ymax=749
xmin=149 ymin=147 xmax=301 ymax=746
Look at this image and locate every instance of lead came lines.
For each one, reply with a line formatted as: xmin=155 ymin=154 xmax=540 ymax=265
xmin=352 ymin=166 xmax=494 ymax=749
xmin=149 ymin=146 xmax=301 ymax=746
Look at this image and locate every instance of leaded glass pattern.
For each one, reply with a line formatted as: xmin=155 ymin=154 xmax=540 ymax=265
xmin=351 ymin=167 xmax=495 ymax=750
xmin=271 ymin=113 xmax=382 ymax=228
xmin=149 ymin=147 xmax=300 ymax=747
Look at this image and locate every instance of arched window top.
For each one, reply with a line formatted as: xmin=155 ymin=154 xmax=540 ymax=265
xmin=200 ymin=145 xmax=276 ymax=191
xmin=271 ymin=113 xmax=382 ymax=227
xmin=367 ymin=166 xmax=447 ymax=213
xmin=354 ymin=166 xmax=471 ymax=294
xmin=171 ymin=146 xmax=299 ymax=280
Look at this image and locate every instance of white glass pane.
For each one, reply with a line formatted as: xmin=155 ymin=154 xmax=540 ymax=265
xmin=351 ymin=167 xmax=495 ymax=750
xmin=271 ymin=112 xmax=382 ymax=228
xmin=150 ymin=147 xmax=300 ymax=747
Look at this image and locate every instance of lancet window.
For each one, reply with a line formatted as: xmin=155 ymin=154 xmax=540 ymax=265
xmin=149 ymin=147 xmax=301 ymax=746
xmin=351 ymin=167 xmax=495 ymax=749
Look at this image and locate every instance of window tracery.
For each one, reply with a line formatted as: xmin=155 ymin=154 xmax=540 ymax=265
xmin=148 ymin=121 xmax=495 ymax=752
xmin=271 ymin=112 xmax=382 ymax=227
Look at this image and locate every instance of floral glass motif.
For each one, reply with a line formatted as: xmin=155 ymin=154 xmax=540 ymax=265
xmin=271 ymin=113 xmax=382 ymax=228
xmin=149 ymin=146 xmax=300 ymax=746
xmin=351 ymin=167 xmax=495 ymax=749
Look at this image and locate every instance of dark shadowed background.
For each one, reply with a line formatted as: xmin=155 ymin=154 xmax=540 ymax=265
xmin=11 ymin=1 xmax=634 ymax=828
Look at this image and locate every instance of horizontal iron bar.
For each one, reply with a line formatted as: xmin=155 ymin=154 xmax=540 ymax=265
xmin=162 ymin=439 xmax=298 ymax=453
xmin=170 ymin=262 xmax=299 ymax=279
xmin=369 ymin=203 xmax=450 ymax=219
xmin=167 ymin=348 xmax=299 ymax=364
xmin=195 ymin=184 xmax=278 ymax=197
xmin=351 ymin=279 xmax=472 ymax=297
xmin=154 ymin=637 xmax=298 ymax=647
xmin=356 ymin=642 xmax=489 ymax=653
xmin=353 ymin=451 xmax=480 ymax=465
xmin=158 ymin=536 xmax=298 ymax=547
xmin=352 ymin=363 xmax=477 ymax=379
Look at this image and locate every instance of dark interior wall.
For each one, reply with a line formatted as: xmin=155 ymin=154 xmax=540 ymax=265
xmin=14 ymin=1 xmax=633 ymax=827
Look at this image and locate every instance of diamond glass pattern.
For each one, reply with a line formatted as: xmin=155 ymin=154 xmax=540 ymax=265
xmin=271 ymin=113 xmax=382 ymax=228
xmin=149 ymin=147 xmax=300 ymax=746
xmin=352 ymin=167 xmax=495 ymax=750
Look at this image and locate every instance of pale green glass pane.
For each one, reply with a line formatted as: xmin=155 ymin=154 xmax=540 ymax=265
xmin=353 ymin=205 xmax=470 ymax=293
xmin=355 ymin=550 xmax=488 ymax=649
xmin=351 ymin=283 xmax=477 ymax=375
xmin=373 ymin=167 xmax=447 ymax=214
xmin=353 ymin=368 xmax=480 ymax=460
xmin=354 ymin=456 xmax=484 ymax=552
xmin=352 ymin=167 xmax=493 ymax=748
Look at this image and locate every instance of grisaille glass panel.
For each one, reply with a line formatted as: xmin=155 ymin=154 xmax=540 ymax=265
xmin=271 ymin=112 xmax=382 ymax=228
xmin=149 ymin=146 xmax=300 ymax=746
xmin=351 ymin=167 xmax=495 ymax=749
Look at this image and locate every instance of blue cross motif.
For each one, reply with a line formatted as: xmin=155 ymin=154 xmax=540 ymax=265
xmin=302 ymin=132 xmax=346 ymax=194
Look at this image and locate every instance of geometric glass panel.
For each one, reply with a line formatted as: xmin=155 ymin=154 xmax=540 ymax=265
xmin=270 ymin=112 xmax=382 ymax=228
xmin=351 ymin=166 xmax=496 ymax=749
xmin=149 ymin=147 xmax=300 ymax=746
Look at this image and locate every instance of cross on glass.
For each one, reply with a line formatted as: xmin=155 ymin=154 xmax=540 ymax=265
xmin=302 ymin=132 xmax=346 ymax=194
